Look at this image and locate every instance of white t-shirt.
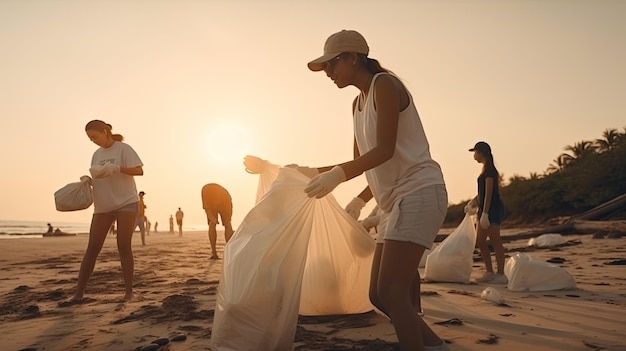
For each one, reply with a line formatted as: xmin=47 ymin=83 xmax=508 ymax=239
xmin=353 ymin=73 xmax=445 ymax=212
xmin=90 ymin=141 xmax=143 ymax=213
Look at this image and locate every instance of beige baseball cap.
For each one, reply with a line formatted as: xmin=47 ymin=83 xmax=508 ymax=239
xmin=308 ymin=30 xmax=369 ymax=71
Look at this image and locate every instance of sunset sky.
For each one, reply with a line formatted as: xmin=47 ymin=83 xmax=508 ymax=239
xmin=1 ymin=0 xmax=624 ymax=230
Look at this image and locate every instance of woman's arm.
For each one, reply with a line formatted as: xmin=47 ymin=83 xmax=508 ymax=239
xmin=483 ymin=177 xmax=494 ymax=212
xmin=356 ymin=186 xmax=373 ymax=203
xmin=121 ymin=166 xmax=143 ymax=176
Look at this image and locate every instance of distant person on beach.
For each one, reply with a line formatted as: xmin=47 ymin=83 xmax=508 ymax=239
xmin=70 ymin=119 xmax=144 ymax=302
xmin=469 ymin=141 xmax=507 ymax=284
xmin=154 ymin=221 xmax=158 ymax=233
xmin=291 ymin=30 xmax=448 ymax=351
xmin=46 ymin=223 xmax=54 ymax=234
xmin=135 ymin=191 xmax=147 ymax=246
xmin=175 ymin=208 xmax=184 ymax=236
xmin=169 ymin=215 xmax=174 ymax=234
xmin=201 ymin=183 xmax=235 ymax=259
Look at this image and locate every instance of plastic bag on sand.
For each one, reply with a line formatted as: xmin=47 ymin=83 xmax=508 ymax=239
xmin=505 ymin=253 xmax=576 ymax=292
xmin=481 ymin=287 xmax=504 ymax=304
xmin=424 ymin=213 xmax=476 ymax=283
xmin=528 ymin=233 xmax=564 ymax=248
xmin=54 ymin=176 xmax=93 ymax=211
xmin=211 ymin=165 xmax=375 ymax=351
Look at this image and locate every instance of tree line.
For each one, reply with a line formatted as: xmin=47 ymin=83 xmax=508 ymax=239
xmin=444 ymin=126 xmax=626 ymax=227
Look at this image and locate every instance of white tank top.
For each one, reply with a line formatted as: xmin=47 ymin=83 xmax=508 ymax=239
xmin=353 ymin=73 xmax=445 ymax=212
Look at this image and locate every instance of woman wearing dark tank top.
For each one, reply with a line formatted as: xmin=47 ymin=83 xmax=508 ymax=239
xmin=469 ymin=141 xmax=508 ymax=284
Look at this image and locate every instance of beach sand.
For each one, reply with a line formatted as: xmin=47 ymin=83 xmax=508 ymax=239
xmin=1 ymin=229 xmax=625 ymax=351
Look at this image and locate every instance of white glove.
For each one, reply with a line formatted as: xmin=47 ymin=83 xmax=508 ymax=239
xmin=89 ymin=163 xmax=120 ymax=179
xmin=345 ymin=197 xmax=366 ymax=220
xmin=285 ymin=164 xmax=319 ymax=179
xmin=243 ymin=155 xmax=269 ymax=174
xmin=464 ymin=201 xmax=478 ymax=215
xmin=361 ymin=215 xmax=380 ymax=230
xmin=304 ymin=166 xmax=346 ymax=199
xmin=480 ymin=213 xmax=490 ymax=229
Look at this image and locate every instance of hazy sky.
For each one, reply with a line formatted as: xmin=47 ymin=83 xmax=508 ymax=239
xmin=1 ymin=0 xmax=624 ymax=229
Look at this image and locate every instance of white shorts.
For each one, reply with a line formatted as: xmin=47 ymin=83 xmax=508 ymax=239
xmin=376 ymin=184 xmax=447 ymax=249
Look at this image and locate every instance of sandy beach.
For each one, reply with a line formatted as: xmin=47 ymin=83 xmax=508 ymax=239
xmin=1 ymin=229 xmax=625 ymax=351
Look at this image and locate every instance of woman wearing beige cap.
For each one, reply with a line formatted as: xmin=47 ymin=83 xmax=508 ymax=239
xmin=292 ymin=30 xmax=449 ymax=351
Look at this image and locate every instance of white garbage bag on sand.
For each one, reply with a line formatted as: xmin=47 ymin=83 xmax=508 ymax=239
xmin=424 ymin=213 xmax=477 ymax=283
xmin=505 ymin=253 xmax=576 ymax=292
xmin=54 ymin=176 xmax=93 ymax=211
xmin=528 ymin=233 xmax=565 ymax=248
xmin=211 ymin=160 xmax=375 ymax=351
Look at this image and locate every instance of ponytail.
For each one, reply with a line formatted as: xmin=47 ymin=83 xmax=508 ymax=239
xmin=85 ymin=120 xmax=124 ymax=141
xmin=481 ymin=152 xmax=500 ymax=188
xmin=357 ymin=54 xmax=394 ymax=75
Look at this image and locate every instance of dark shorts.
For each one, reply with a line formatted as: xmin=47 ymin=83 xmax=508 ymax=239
xmin=480 ymin=202 xmax=507 ymax=225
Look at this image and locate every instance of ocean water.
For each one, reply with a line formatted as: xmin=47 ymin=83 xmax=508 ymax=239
xmin=0 ymin=220 xmax=90 ymax=239
xmin=0 ymin=220 xmax=209 ymax=239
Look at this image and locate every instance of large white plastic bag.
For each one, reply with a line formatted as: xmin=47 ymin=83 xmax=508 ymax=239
xmin=243 ymin=155 xmax=280 ymax=203
xmin=211 ymin=168 xmax=375 ymax=351
xmin=299 ymin=195 xmax=375 ymax=315
xmin=505 ymin=253 xmax=576 ymax=292
xmin=54 ymin=176 xmax=93 ymax=211
xmin=244 ymin=156 xmax=375 ymax=315
xmin=424 ymin=213 xmax=477 ymax=283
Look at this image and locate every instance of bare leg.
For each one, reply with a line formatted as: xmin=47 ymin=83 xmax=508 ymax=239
xmin=116 ymin=211 xmax=136 ymax=300
xmin=476 ymin=225 xmax=494 ymax=273
xmin=369 ymin=244 xmax=387 ymax=316
xmin=378 ymin=240 xmax=442 ymax=350
xmin=411 ymin=272 xmax=422 ymax=314
xmin=72 ymin=214 xmax=114 ymax=300
xmin=487 ymin=225 xmax=505 ymax=274
xmin=136 ymin=217 xmax=146 ymax=246
xmin=224 ymin=222 xmax=234 ymax=243
xmin=208 ymin=223 xmax=218 ymax=258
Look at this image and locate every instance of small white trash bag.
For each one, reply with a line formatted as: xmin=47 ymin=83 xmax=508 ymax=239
xmin=528 ymin=233 xmax=565 ymax=248
xmin=54 ymin=176 xmax=93 ymax=211
xmin=481 ymin=287 xmax=504 ymax=305
xmin=504 ymin=253 xmax=576 ymax=292
xmin=424 ymin=213 xmax=477 ymax=283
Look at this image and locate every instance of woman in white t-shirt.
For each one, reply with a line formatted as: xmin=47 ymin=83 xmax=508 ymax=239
xmin=292 ymin=30 xmax=449 ymax=351
xmin=70 ymin=120 xmax=144 ymax=302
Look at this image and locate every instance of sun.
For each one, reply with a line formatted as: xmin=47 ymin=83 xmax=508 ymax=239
xmin=204 ymin=122 xmax=252 ymax=166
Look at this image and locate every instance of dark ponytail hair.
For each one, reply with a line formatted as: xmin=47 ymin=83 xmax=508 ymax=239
xmin=357 ymin=54 xmax=394 ymax=75
xmin=481 ymin=151 xmax=501 ymax=188
xmin=85 ymin=120 xmax=124 ymax=141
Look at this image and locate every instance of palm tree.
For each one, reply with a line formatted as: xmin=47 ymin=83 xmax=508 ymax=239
xmin=507 ymin=174 xmax=526 ymax=185
xmin=547 ymin=153 xmax=573 ymax=173
xmin=595 ymin=128 xmax=620 ymax=153
xmin=563 ymin=140 xmax=596 ymax=159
